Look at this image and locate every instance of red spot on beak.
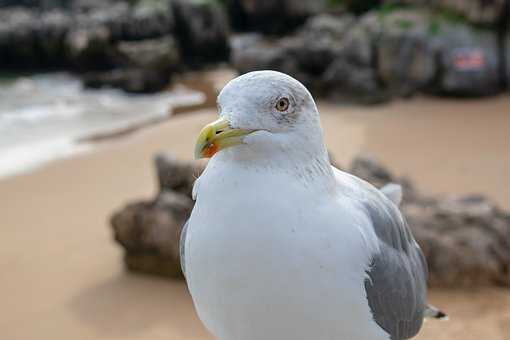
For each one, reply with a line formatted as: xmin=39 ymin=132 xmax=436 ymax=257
xmin=203 ymin=142 xmax=219 ymax=158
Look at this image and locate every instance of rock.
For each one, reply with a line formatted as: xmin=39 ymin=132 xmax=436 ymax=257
xmin=295 ymin=14 xmax=355 ymax=74
xmin=227 ymin=0 xmax=327 ymax=34
xmin=110 ymin=154 xmax=204 ymax=277
xmin=110 ymin=153 xmax=510 ymax=286
xmin=385 ymin=0 xmax=507 ymax=25
xmin=348 ymin=155 xmax=510 ymax=287
xmin=82 ymin=67 xmax=171 ymax=93
xmin=172 ymin=0 xmax=230 ymax=65
xmin=115 ymin=36 xmax=180 ymax=70
xmin=376 ymin=9 xmax=437 ymax=96
xmin=322 ymin=59 xmax=388 ymax=104
xmin=231 ymin=13 xmax=386 ymax=102
xmin=0 ymin=0 xmax=69 ymax=9
xmin=404 ymin=195 xmax=510 ymax=287
xmin=434 ymin=25 xmax=501 ymax=96
xmin=122 ymin=0 xmax=175 ymax=41
xmin=343 ymin=0 xmax=382 ymax=15
xmin=66 ymin=25 xmax=115 ymax=71
xmin=111 ymin=190 xmax=194 ymax=278
xmin=231 ymin=33 xmax=305 ymax=84
xmin=0 ymin=7 xmax=73 ymax=68
xmin=507 ymin=30 xmax=510 ymax=89
xmin=155 ymin=153 xmax=205 ymax=196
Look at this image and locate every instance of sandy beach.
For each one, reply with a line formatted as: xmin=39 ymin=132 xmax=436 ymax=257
xmin=1 ymin=96 xmax=510 ymax=340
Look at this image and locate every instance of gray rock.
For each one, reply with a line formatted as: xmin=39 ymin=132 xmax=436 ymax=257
xmin=322 ymin=59 xmax=388 ymax=104
xmin=348 ymin=155 xmax=510 ymax=287
xmin=111 ymin=153 xmax=510 ymax=286
xmin=110 ymin=154 xmax=204 ymax=278
xmin=404 ymin=195 xmax=510 ymax=287
xmin=172 ymin=0 xmax=230 ymax=64
xmin=0 ymin=7 xmax=73 ymax=68
xmin=227 ymin=0 xmax=327 ymax=34
xmin=66 ymin=25 xmax=115 ymax=70
xmin=385 ymin=0 xmax=507 ymax=25
xmin=111 ymin=190 xmax=193 ymax=278
xmin=507 ymin=30 xmax=510 ymax=89
xmin=155 ymin=153 xmax=204 ymax=196
xmin=115 ymin=36 xmax=180 ymax=70
xmin=376 ymin=9 xmax=437 ymax=96
xmin=434 ymin=25 xmax=501 ymax=96
xmin=82 ymin=67 xmax=171 ymax=93
xmin=231 ymin=14 xmax=382 ymax=102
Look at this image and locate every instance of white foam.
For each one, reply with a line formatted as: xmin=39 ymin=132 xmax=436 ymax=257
xmin=0 ymin=72 xmax=205 ymax=179
xmin=0 ymin=138 xmax=91 ymax=179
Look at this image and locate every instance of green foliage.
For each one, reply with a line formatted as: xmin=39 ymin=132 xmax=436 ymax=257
xmin=376 ymin=2 xmax=408 ymax=22
xmin=327 ymin=0 xmax=345 ymax=7
xmin=426 ymin=7 xmax=469 ymax=36
xmin=396 ymin=18 xmax=414 ymax=30
xmin=427 ymin=18 xmax=441 ymax=35
xmin=434 ymin=7 xmax=466 ymax=24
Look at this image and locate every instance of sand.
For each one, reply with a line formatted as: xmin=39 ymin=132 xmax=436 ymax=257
xmin=1 ymin=96 xmax=510 ymax=340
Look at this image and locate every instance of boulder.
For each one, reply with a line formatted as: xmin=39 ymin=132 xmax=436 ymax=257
xmin=155 ymin=153 xmax=204 ymax=196
xmin=115 ymin=36 xmax=180 ymax=70
xmin=507 ymin=30 xmax=510 ymax=89
xmin=376 ymin=9 xmax=437 ymax=96
xmin=111 ymin=190 xmax=194 ymax=278
xmin=0 ymin=7 xmax=73 ymax=69
xmin=82 ymin=67 xmax=170 ymax=93
xmin=322 ymin=59 xmax=388 ymax=104
xmin=111 ymin=153 xmax=510 ymax=287
xmin=172 ymin=0 xmax=230 ymax=65
xmin=66 ymin=25 xmax=115 ymax=70
xmin=385 ymin=0 xmax=507 ymax=25
xmin=231 ymin=34 xmax=306 ymax=85
xmin=227 ymin=0 xmax=327 ymax=34
xmin=433 ymin=24 xmax=501 ymax=96
xmin=110 ymin=154 xmax=201 ymax=277
xmin=231 ymin=13 xmax=386 ymax=102
xmin=348 ymin=155 xmax=510 ymax=287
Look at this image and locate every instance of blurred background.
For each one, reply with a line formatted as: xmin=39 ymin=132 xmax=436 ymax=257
xmin=1 ymin=0 xmax=510 ymax=339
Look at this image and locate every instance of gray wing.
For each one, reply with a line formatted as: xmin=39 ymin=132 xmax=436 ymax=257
xmin=363 ymin=201 xmax=427 ymax=340
xmin=180 ymin=220 xmax=189 ymax=278
xmin=339 ymin=171 xmax=428 ymax=340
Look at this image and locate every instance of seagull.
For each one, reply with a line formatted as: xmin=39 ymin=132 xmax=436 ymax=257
xmin=181 ymin=70 xmax=445 ymax=340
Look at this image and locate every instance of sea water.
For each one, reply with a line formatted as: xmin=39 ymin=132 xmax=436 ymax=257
xmin=0 ymin=73 xmax=204 ymax=178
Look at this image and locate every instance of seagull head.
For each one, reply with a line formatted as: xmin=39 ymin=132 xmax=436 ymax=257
xmin=195 ymin=70 xmax=326 ymax=161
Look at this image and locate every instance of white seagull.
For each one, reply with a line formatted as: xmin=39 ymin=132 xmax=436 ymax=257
xmin=181 ymin=71 xmax=445 ymax=340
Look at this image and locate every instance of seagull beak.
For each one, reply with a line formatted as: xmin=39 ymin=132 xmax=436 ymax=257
xmin=194 ymin=116 xmax=253 ymax=159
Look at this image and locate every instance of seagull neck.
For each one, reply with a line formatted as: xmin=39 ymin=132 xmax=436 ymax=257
xmin=218 ymin=131 xmax=335 ymax=188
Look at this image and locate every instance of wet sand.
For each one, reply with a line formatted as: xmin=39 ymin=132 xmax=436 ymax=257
xmin=1 ymin=96 xmax=510 ymax=340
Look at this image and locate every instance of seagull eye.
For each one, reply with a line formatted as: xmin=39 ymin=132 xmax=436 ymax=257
xmin=275 ymin=98 xmax=289 ymax=112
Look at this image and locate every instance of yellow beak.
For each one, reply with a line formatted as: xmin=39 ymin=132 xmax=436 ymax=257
xmin=194 ymin=117 xmax=253 ymax=159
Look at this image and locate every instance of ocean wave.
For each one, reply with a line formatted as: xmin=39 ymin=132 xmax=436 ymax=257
xmin=0 ymin=138 xmax=90 ymax=179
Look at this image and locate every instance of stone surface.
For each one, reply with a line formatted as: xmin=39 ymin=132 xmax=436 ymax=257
xmin=82 ymin=68 xmax=170 ymax=93
xmin=111 ymin=153 xmax=510 ymax=287
xmin=110 ymin=154 xmax=197 ymax=278
xmin=0 ymin=0 xmax=229 ymax=91
xmin=434 ymin=26 xmax=501 ymax=96
xmin=385 ymin=0 xmax=507 ymax=25
xmin=111 ymin=190 xmax=193 ymax=278
xmin=227 ymin=0 xmax=327 ymax=34
xmin=349 ymin=155 xmax=510 ymax=287
xmin=376 ymin=9 xmax=437 ymax=96
xmin=232 ymin=8 xmax=506 ymax=102
xmin=172 ymin=0 xmax=230 ymax=65
xmin=79 ymin=31 xmax=181 ymax=91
